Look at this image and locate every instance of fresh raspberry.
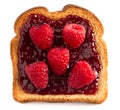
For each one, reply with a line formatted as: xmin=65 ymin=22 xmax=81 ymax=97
xmin=29 ymin=24 xmax=54 ymax=50
xmin=62 ymin=23 xmax=86 ymax=48
xmin=47 ymin=47 xmax=69 ymax=76
xmin=68 ymin=61 xmax=97 ymax=89
xmin=25 ymin=61 xmax=48 ymax=89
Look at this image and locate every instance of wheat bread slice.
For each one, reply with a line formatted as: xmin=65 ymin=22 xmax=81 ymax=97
xmin=10 ymin=4 xmax=108 ymax=103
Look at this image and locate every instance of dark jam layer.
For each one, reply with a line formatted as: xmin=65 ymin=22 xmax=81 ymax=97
xmin=18 ymin=14 xmax=102 ymax=95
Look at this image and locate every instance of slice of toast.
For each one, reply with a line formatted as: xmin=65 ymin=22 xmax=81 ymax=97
xmin=10 ymin=4 xmax=108 ymax=103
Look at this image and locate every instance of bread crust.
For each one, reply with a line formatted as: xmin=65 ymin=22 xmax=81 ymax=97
xmin=10 ymin=4 xmax=108 ymax=103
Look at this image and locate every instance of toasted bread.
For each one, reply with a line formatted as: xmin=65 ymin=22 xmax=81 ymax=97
xmin=10 ymin=4 xmax=108 ymax=103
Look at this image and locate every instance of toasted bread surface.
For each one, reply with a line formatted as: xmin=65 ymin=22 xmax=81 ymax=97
xmin=11 ymin=4 xmax=108 ymax=103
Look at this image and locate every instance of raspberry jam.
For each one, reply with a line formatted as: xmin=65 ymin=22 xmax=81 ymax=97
xmin=18 ymin=14 xmax=102 ymax=94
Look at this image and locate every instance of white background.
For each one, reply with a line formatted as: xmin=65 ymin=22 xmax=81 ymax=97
xmin=0 ymin=0 xmax=119 ymax=109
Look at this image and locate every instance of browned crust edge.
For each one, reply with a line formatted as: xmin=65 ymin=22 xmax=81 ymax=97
xmin=10 ymin=4 xmax=108 ymax=103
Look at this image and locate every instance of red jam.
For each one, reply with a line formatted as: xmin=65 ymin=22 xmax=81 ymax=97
xmin=18 ymin=14 xmax=102 ymax=94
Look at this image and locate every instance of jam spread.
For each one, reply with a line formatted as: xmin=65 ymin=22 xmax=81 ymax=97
xmin=18 ymin=14 xmax=102 ymax=94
